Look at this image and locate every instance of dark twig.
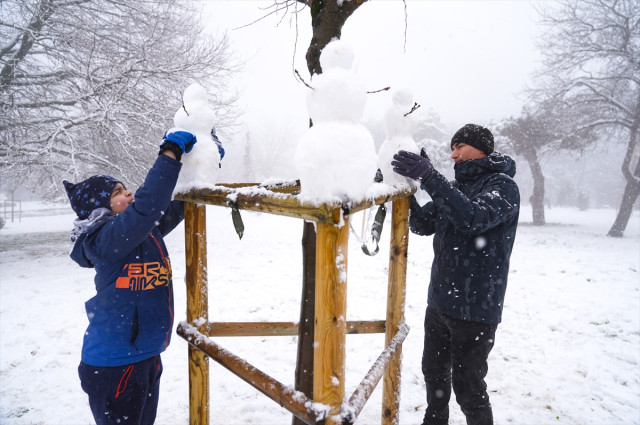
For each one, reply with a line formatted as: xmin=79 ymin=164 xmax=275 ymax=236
xmin=367 ymin=86 xmax=390 ymax=94
xmin=404 ymin=102 xmax=420 ymax=116
xmin=403 ymin=0 xmax=408 ymax=53
xmin=295 ymin=69 xmax=314 ymax=90
xmin=180 ymin=91 xmax=189 ymax=116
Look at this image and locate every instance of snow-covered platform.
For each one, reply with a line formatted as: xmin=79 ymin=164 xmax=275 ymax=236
xmin=174 ymin=181 xmax=416 ymax=224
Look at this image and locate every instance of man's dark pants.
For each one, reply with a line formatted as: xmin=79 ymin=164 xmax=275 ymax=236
xmin=78 ymin=355 xmax=163 ymax=425
xmin=422 ymin=306 xmax=497 ymax=425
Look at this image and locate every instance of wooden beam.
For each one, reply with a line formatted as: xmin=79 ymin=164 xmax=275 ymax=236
xmin=343 ymin=324 xmax=410 ymax=424
xmin=175 ymin=187 xmax=342 ymax=224
xmin=314 ymin=218 xmax=349 ymax=425
xmin=207 ymin=320 xmax=385 ymax=337
xmin=174 ymin=184 xmax=416 ymax=225
xmin=381 ymin=197 xmax=411 ymax=425
xmin=177 ymin=322 xmax=323 ymax=425
xmin=184 ymin=203 xmax=209 ymax=425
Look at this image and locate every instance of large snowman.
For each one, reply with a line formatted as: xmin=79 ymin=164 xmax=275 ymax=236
xmin=294 ymin=39 xmax=378 ymax=204
xmin=172 ymin=83 xmax=220 ymax=194
xmin=377 ymin=89 xmax=420 ymax=186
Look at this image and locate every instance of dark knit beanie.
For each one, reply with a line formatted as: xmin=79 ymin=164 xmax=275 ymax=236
xmin=451 ymin=124 xmax=494 ymax=155
xmin=63 ymin=175 xmax=124 ymax=219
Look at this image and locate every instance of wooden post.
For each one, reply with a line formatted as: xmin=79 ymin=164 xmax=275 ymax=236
xmin=314 ymin=215 xmax=349 ymax=425
xmin=381 ymin=198 xmax=410 ymax=425
xmin=185 ymin=202 xmax=209 ymax=425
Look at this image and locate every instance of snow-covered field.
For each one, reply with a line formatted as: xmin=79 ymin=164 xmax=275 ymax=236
xmin=1 ymin=202 xmax=638 ymax=425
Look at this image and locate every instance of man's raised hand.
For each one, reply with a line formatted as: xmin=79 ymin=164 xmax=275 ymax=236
xmin=392 ymin=150 xmax=437 ymax=185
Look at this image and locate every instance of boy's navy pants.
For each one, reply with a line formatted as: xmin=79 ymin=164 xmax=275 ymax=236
xmin=78 ymin=355 xmax=163 ymax=425
xmin=422 ymin=306 xmax=497 ymax=425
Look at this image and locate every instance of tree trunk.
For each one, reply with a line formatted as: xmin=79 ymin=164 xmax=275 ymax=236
xmin=305 ymin=0 xmax=369 ymax=75
xmin=608 ymin=125 xmax=640 ymax=237
xmin=292 ymin=221 xmax=316 ymax=425
xmin=523 ymin=146 xmax=545 ymax=226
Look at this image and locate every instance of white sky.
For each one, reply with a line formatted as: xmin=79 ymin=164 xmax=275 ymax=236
xmin=203 ymin=0 xmax=543 ymax=136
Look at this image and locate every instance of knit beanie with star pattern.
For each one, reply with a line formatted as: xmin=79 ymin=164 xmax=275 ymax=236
xmin=63 ymin=175 xmax=124 ymax=219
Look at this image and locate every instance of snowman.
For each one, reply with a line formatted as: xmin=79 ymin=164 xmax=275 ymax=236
xmin=294 ymin=39 xmax=378 ymax=204
xmin=172 ymin=83 xmax=220 ymax=194
xmin=376 ymin=89 xmax=420 ymax=186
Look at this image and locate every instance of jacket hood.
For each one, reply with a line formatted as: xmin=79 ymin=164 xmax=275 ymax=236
xmin=454 ymin=151 xmax=516 ymax=182
xmin=69 ymin=209 xmax=115 ymax=268
xmin=70 ymin=232 xmax=94 ymax=268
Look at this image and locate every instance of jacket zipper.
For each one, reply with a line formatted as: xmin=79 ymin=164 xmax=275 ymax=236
xmin=149 ymin=233 xmax=174 ymax=350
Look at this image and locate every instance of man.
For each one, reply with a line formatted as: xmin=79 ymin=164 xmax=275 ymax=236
xmin=391 ymin=124 xmax=520 ymax=425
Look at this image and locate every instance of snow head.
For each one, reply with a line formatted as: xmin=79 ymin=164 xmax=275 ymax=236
xmin=295 ymin=39 xmax=377 ymax=203
xmin=172 ymin=83 xmax=220 ymax=193
xmin=377 ymin=88 xmax=420 ymax=186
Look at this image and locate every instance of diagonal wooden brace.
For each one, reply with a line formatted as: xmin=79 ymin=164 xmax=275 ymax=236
xmin=341 ymin=323 xmax=410 ymax=425
xmin=177 ymin=322 xmax=327 ymax=425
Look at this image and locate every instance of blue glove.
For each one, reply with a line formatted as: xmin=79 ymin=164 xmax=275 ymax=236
xmin=391 ymin=150 xmax=437 ymax=185
xmin=211 ymin=126 xmax=225 ymax=168
xmin=162 ymin=128 xmax=197 ymax=152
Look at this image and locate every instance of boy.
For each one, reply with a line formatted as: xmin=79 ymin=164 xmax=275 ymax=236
xmin=64 ymin=128 xmax=199 ymax=425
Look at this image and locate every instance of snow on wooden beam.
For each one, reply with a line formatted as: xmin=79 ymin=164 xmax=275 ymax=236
xmin=177 ymin=321 xmax=329 ymax=425
xmin=174 ymin=183 xmax=416 ymax=225
xmin=342 ymin=323 xmax=410 ymax=424
xmin=207 ymin=320 xmax=386 ymax=337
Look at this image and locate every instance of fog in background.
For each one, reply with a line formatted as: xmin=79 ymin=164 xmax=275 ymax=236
xmin=2 ymin=0 xmax=635 ymax=216
xmin=204 ymin=0 xmax=631 ymax=213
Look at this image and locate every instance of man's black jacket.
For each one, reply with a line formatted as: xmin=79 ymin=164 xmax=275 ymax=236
xmin=410 ymin=152 xmax=520 ymax=324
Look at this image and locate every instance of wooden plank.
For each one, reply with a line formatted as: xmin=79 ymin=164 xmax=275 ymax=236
xmin=175 ymin=187 xmax=342 ymax=224
xmin=347 ymin=185 xmax=417 ymax=216
xmin=207 ymin=320 xmax=386 ymax=337
xmin=184 ymin=203 xmax=210 ymax=425
xmin=343 ymin=324 xmax=410 ymax=424
xmin=174 ymin=184 xmax=416 ymax=225
xmin=381 ymin=197 xmax=411 ymax=425
xmin=177 ymin=322 xmax=320 ymax=425
xmin=314 ymin=217 xmax=349 ymax=425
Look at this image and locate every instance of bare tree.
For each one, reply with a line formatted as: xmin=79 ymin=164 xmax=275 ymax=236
xmin=0 ymin=0 xmax=241 ymax=198
xmin=530 ymin=0 xmax=639 ymax=236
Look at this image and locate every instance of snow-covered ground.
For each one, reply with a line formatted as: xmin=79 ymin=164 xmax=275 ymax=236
xmin=1 ymin=203 xmax=638 ymax=424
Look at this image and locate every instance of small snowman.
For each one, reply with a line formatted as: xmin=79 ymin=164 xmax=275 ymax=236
xmin=294 ymin=39 xmax=378 ymax=203
xmin=172 ymin=83 xmax=220 ymax=194
xmin=377 ymin=89 xmax=420 ymax=186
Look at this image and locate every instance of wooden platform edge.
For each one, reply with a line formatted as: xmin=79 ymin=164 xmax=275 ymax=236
xmin=177 ymin=322 xmax=326 ymax=425
xmin=174 ymin=184 xmax=416 ymax=224
xmin=207 ymin=320 xmax=386 ymax=337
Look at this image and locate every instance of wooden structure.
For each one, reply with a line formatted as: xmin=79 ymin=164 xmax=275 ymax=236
xmin=175 ymin=182 xmax=415 ymax=425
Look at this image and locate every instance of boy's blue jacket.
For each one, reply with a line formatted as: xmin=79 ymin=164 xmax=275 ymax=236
xmin=70 ymin=155 xmax=184 ymax=367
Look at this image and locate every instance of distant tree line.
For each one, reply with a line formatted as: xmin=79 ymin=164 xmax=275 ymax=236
xmin=0 ymin=0 xmax=241 ymax=200
xmin=496 ymin=0 xmax=639 ymax=236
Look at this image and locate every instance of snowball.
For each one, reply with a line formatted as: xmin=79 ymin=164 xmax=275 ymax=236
xmin=377 ymin=89 xmax=420 ymax=186
xmin=319 ymin=39 xmax=354 ymax=71
xmin=392 ymin=88 xmax=413 ymax=107
xmin=172 ymin=83 xmax=220 ymax=194
xmin=296 ymin=122 xmax=377 ymax=203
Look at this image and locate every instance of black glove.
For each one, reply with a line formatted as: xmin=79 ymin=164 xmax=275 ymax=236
xmin=391 ymin=150 xmax=437 ymax=185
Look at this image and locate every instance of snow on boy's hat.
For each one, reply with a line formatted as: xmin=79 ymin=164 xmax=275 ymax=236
xmin=451 ymin=124 xmax=494 ymax=155
xmin=63 ymin=175 xmax=124 ymax=220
